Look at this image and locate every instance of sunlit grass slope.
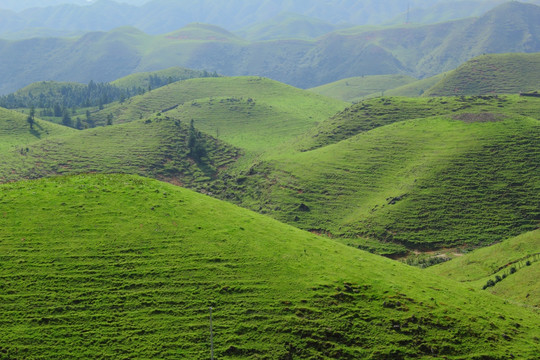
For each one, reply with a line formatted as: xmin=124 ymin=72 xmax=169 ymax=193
xmin=0 ymin=114 xmax=239 ymax=185
xmin=309 ymin=74 xmax=416 ymax=102
xmin=292 ymin=95 xmax=540 ymax=152
xmin=93 ymin=76 xmax=346 ymax=151
xmin=425 ymin=53 xmax=540 ymax=96
xmin=236 ymin=103 xmax=539 ymax=254
xmin=381 ymin=73 xmax=446 ymax=98
xmin=0 ymin=107 xmax=76 ymax=153
xmin=427 ymin=230 xmax=540 ymax=307
xmin=0 ymin=174 xmax=538 ymax=359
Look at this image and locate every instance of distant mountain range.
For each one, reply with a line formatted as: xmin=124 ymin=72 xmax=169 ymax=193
xmin=1 ymin=2 xmax=539 ymax=94
xmin=2 ymin=0 xmax=540 ymax=38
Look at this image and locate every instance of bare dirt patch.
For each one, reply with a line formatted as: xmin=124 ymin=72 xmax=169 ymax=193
xmin=452 ymin=113 xmax=507 ymax=123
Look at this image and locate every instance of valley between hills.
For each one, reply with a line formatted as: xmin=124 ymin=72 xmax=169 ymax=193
xmin=0 ymin=1 xmax=539 ymax=359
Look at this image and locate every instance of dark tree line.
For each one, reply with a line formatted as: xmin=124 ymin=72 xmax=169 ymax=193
xmin=0 ymin=71 xmax=219 ymax=111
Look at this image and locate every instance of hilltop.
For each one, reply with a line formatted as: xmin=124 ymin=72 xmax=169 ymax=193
xmin=0 ymin=112 xmax=240 ymax=186
xmin=424 ymin=53 xmax=540 ymax=96
xmin=89 ymin=76 xmax=346 ymax=151
xmin=308 ymin=74 xmax=417 ymax=102
xmin=0 ymin=173 xmax=538 ymax=359
xmin=1 ymin=83 xmax=538 ymax=256
xmin=224 ymin=95 xmax=540 ymax=255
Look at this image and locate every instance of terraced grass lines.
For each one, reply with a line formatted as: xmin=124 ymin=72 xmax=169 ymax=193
xmin=0 ymin=174 xmax=538 ymax=359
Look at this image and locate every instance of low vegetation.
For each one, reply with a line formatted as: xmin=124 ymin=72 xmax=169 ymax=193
xmin=427 ymin=230 xmax=540 ymax=307
xmin=0 ymin=174 xmax=538 ymax=359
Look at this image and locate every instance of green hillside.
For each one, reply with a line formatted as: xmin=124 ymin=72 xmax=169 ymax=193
xmin=0 ymin=113 xmax=240 ymax=186
xmin=424 ymin=53 xmax=540 ymax=96
xmin=309 ymin=74 xmax=417 ymax=102
xmin=111 ymin=66 xmax=215 ymax=89
xmin=249 ymin=114 xmax=539 ymax=254
xmin=293 ymin=95 xmax=540 ymax=152
xmin=0 ymin=107 xmax=76 ymax=153
xmin=0 ymin=174 xmax=538 ymax=359
xmin=91 ymin=76 xmax=346 ymax=152
xmin=380 ymin=73 xmax=446 ymax=97
xmin=428 ymin=230 xmax=540 ymax=307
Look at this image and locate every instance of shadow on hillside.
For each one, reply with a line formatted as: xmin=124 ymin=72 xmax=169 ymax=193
xmin=29 ymin=122 xmax=45 ymax=139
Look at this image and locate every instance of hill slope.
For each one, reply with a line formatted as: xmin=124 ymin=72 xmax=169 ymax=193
xmin=0 ymin=107 xmax=76 ymax=153
xmin=0 ymin=173 xmax=538 ymax=359
xmin=91 ymin=76 xmax=346 ymax=152
xmin=0 ymin=113 xmax=240 ymax=186
xmin=427 ymin=230 xmax=540 ymax=307
xmin=424 ymin=53 xmax=540 ymax=96
xmin=308 ymin=74 xmax=417 ymax=102
xmin=226 ymin=95 xmax=540 ymax=254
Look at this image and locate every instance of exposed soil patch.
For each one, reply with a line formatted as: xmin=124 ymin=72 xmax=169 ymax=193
xmin=452 ymin=112 xmax=507 ymax=123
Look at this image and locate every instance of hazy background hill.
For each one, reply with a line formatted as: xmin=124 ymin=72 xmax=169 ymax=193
xmin=2 ymin=2 xmax=540 ymax=94
xmin=3 ymin=0 xmax=540 ymax=39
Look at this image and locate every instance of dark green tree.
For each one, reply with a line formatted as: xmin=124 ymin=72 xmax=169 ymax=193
xmin=27 ymin=106 xmax=35 ymax=129
xmin=62 ymin=110 xmax=72 ymax=127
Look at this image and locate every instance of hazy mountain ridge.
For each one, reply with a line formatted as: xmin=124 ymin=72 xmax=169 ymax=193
xmin=1 ymin=2 xmax=540 ymax=93
xmin=3 ymin=0 xmax=540 ymax=39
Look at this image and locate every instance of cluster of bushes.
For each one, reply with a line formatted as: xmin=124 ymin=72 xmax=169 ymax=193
xmin=483 ymin=260 xmax=533 ymax=290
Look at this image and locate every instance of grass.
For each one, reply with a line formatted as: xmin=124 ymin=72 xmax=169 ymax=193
xmin=425 ymin=53 xmax=540 ymax=96
xmin=381 ymin=73 xmax=447 ymax=98
xmin=2 ymin=92 xmax=538 ymax=256
xmin=217 ymin=95 xmax=540 ymax=254
xmin=308 ymin=74 xmax=417 ymax=102
xmin=247 ymin=115 xmax=539 ymax=253
xmin=91 ymin=76 xmax=346 ymax=152
xmin=0 ymin=113 xmax=240 ymax=186
xmin=0 ymin=107 xmax=76 ymax=153
xmin=0 ymin=173 xmax=538 ymax=359
xmin=428 ymin=230 xmax=540 ymax=307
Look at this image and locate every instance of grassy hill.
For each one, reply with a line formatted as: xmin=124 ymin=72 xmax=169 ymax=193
xmin=427 ymin=230 xmax=540 ymax=307
xmin=91 ymin=76 xmax=346 ymax=152
xmin=308 ymin=74 xmax=417 ymax=102
xmin=0 ymin=107 xmax=76 ymax=153
xmin=0 ymin=113 xmax=240 ymax=186
xmin=2 ymin=93 xmax=538 ymax=256
xmin=223 ymin=95 xmax=540 ymax=255
xmin=424 ymin=53 xmax=540 ymax=96
xmin=0 ymin=173 xmax=538 ymax=359
xmin=378 ymin=73 xmax=446 ymax=97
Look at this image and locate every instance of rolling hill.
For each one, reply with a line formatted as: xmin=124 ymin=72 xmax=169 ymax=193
xmin=235 ymin=12 xmax=338 ymax=41
xmin=89 ymin=76 xmax=346 ymax=152
xmin=308 ymin=74 xmax=417 ymax=102
xmin=427 ymin=230 xmax=540 ymax=307
xmin=222 ymin=95 xmax=540 ymax=255
xmin=0 ymin=112 xmax=240 ymax=186
xmin=0 ymin=106 xmax=76 ymax=153
xmin=0 ymin=173 xmax=538 ymax=359
xmin=2 ymin=2 xmax=540 ymax=94
xmin=424 ymin=53 xmax=540 ymax=96
xmin=1 ymin=80 xmax=538 ymax=256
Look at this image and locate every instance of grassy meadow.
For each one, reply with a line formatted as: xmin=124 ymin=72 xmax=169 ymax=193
xmin=308 ymin=74 xmax=417 ymax=102
xmin=0 ymin=174 xmax=538 ymax=359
